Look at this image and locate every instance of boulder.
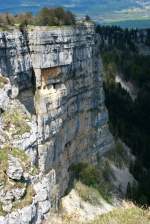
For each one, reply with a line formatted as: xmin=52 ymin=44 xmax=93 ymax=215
xmin=34 ymin=183 xmax=48 ymax=202
xmin=20 ymin=204 xmax=37 ymax=224
xmin=39 ymin=200 xmax=51 ymax=215
xmin=12 ymin=188 xmax=26 ymax=200
xmin=7 ymin=155 xmax=23 ymax=180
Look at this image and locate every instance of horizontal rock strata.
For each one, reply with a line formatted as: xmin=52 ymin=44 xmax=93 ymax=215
xmin=0 ymin=23 xmax=113 ymax=223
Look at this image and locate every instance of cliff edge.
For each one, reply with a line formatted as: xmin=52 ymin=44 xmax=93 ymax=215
xmin=0 ymin=23 xmax=113 ymax=223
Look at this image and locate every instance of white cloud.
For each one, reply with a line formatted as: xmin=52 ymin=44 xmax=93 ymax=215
xmin=63 ymin=4 xmax=77 ymax=8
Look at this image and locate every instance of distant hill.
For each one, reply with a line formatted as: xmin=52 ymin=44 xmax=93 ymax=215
xmin=106 ymin=19 xmax=150 ymax=29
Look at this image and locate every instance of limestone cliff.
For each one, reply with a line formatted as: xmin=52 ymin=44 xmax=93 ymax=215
xmin=0 ymin=23 xmax=113 ymax=223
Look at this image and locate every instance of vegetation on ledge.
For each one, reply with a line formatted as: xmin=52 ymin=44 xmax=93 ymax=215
xmin=89 ymin=206 xmax=150 ymax=224
xmin=74 ymin=181 xmax=105 ymax=206
xmin=13 ymin=185 xmax=35 ymax=210
xmin=69 ymin=162 xmax=114 ymax=204
xmin=0 ymin=146 xmax=36 ymax=214
xmin=0 ymin=147 xmax=25 ymax=182
xmin=2 ymin=110 xmax=31 ymax=136
xmin=0 ymin=146 xmax=35 ymax=185
xmin=0 ymin=148 xmax=8 ymax=184
xmin=0 ymin=75 xmax=8 ymax=89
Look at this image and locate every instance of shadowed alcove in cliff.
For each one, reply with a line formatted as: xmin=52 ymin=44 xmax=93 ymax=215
xmin=18 ymin=68 xmax=36 ymax=114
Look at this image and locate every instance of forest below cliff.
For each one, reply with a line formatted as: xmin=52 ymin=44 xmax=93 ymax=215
xmin=96 ymin=25 xmax=150 ymax=205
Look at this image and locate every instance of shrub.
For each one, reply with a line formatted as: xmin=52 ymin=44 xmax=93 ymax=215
xmin=0 ymin=7 xmax=76 ymax=28
xmin=2 ymin=110 xmax=31 ymax=136
xmin=35 ymin=7 xmax=76 ymax=26
xmin=85 ymin=15 xmax=91 ymax=21
xmin=15 ymin=12 xmax=33 ymax=26
xmin=70 ymin=162 xmax=113 ymax=203
xmin=0 ymin=13 xmax=15 ymax=26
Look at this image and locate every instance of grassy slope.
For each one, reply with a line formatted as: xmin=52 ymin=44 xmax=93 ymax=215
xmin=89 ymin=206 xmax=150 ymax=224
xmin=47 ymin=205 xmax=150 ymax=224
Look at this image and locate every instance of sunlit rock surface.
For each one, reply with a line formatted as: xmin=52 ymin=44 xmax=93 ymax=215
xmin=0 ymin=23 xmax=113 ymax=223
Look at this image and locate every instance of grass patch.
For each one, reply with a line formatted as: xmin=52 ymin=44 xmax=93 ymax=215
xmin=11 ymin=148 xmax=29 ymax=164
xmin=75 ymin=181 xmax=103 ymax=206
xmin=0 ymin=148 xmax=8 ymax=184
xmin=11 ymin=148 xmax=38 ymax=175
xmin=70 ymin=162 xmax=113 ymax=204
xmin=5 ymin=179 xmax=26 ymax=191
xmin=0 ymin=146 xmax=37 ymax=213
xmin=2 ymin=110 xmax=31 ymax=136
xmin=29 ymin=166 xmax=39 ymax=176
xmin=0 ymin=148 xmax=8 ymax=161
xmin=13 ymin=185 xmax=35 ymax=210
xmin=0 ymin=146 xmax=34 ymax=185
xmin=0 ymin=202 xmax=6 ymax=216
xmin=89 ymin=207 xmax=150 ymax=224
xmin=0 ymin=75 xmax=8 ymax=89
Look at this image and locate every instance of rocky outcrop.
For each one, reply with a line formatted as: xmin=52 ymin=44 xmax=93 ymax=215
xmin=0 ymin=23 xmax=113 ymax=223
xmin=7 ymin=155 xmax=23 ymax=180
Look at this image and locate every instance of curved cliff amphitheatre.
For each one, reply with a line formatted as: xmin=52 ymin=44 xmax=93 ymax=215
xmin=0 ymin=19 xmax=114 ymax=223
xmin=0 ymin=4 xmax=150 ymax=224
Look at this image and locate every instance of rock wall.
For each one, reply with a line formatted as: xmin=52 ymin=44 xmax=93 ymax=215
xmin=0 ymin=23 xmax=113 ymax=223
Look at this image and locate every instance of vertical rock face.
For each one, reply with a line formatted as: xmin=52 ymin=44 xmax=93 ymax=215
xmin=0 ymin=24 xmax=113 ymax=223
xmin=29 ymin=25 xmax=113 ymax=193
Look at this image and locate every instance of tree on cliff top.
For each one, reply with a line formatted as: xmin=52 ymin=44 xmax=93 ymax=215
xmin=35 ymin=7 xmax=76 ymax=26
xmin=0 ymin=7 xmax=76 ymax=28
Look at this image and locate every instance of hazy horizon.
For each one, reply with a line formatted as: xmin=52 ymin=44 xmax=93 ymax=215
xmin=0 ymin=0 xmax=150 ymax=27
